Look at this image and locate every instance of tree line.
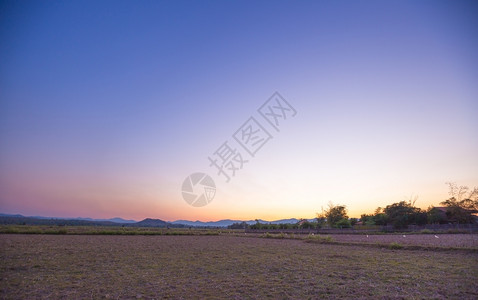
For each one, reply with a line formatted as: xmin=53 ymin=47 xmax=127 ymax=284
xmin=232 ymin=182 xmax=478 ymax=230
xmin=361 ymin=182 xmax=477 ymax=228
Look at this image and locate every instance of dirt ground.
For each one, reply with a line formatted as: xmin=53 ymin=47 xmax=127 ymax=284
xmin=1 ymin=234 xmax=477 ymax=299
xmin=323 ymin=233 xmax=478 ymax=248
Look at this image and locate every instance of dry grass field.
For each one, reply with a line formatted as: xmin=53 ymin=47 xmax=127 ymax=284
xmin=1 ymin=234 xmax=477 ymax=299
xmin=323 ymin=233 xmax=478 ymax=249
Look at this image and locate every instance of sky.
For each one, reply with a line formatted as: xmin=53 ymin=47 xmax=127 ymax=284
xmin=1 ymin=0 xmax=477 ymax=221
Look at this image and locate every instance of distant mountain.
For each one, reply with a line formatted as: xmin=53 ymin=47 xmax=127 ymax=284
xmin=0 ymin=214 xmax=137 ymax=224
xmin=171 ymin=219 xmax=247 ymax=227
xmin=0 ymin=213 xmax=314 ymax=228
xmin=69 ymin=217 xmax=137 ymax=223
xmin=0 ymin=214 xmax=119 ymax=226
xmin=171 ymin=218 xmax=306 ymax=227
xmin=0 ymin=213 xmax=23 ymax=218
xmin=133 ymin=218 xmax=170 ymax=227
xmin=0 ymin=214 xmax=175 ymax=227
xmin=269 ymin=218 xmax=301 ymax=224
xmin=107 ymin=217 xmax=137 ymax=223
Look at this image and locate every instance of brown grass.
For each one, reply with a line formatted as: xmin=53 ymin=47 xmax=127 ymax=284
xmin=327 ymin=234 xmax=478 ymax=249
xmin=1 ymin=234 xmax=477 ymax=299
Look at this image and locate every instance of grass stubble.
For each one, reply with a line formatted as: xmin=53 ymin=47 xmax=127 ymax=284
xmin=0 ymin=234 xmax=477 ymax=299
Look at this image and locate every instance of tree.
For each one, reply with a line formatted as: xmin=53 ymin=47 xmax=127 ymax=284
xmin=427 ymin=206 xmax=447 ymax=224
xmin=298 ymin=219 xmax=316 ymax=229
xmin=316 ymin=209 xmax=327 ymax=228
xmin=250 ymin=219 xmax=263 ymax=230
xmin=324 ymin=203 xmax=349 ymax=227
xmin=444 ymin=182 xmax=478 ymax=205
xmin=373 ymin=212 xmax=388 ymax=226
xmin=383 ymin=201 xmax=425 ymax=229
xmin=335 ymin=218 xmax=351 ymax=228
xmin=278 ymin=223 xmax=292 ymax=229
xmin=228 ymin=222 xmax=248 ymax=229
xmin=360 ymin=214 xmax=376 ymax=226
xmin=370 ymin=207 xmax=389 ymax=225
xmin=440 ymin=182 xmax=478 ymax=224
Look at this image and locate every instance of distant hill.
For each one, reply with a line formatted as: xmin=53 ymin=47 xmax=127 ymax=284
xmin=132 ymin=218 xmax=170 ymax=227
xmin=0 ymin=213 xmax=24 ymax=218
xmin=69 ymin=217 xmax=137 ymax=223
xmin=269 ymin=218 xmax=301 ymax=225
xmin=171 ymin=219 xmax=249 ymax=227
xmin=0 ymin=214 xmax=179 ymax=228
xmin=0 ymin=213 xmax=314 ymax=228
xmin=0 ymin=214 xmax=137 ymax=224
xmin=0 ymin=214 xmax=119 ymax=226
xmin=171 ymin=218 xmax=306 ymax=227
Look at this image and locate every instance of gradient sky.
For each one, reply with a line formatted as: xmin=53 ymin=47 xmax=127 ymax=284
xmin=1 ymin=0 xmax=477 ymax=221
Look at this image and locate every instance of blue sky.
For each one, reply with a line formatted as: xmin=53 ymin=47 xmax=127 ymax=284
xmin=1 ymin=0 xmax=477 ymax=221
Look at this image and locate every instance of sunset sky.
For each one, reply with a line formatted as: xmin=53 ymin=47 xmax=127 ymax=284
xmin=1 ymin=0 xmax=477 ymax=221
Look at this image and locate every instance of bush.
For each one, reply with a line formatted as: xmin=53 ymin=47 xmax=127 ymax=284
xmin=389 ymin=242 xmax=403 ymax=250
xmin=204 ymin=231 xmax=220 ymax=236
xmin=298 ymin=220 xmax=317 ymax=229
xmin=306 ymin=234 xmax=333 ymax=243
xmin=278 ymin=223 xmax=292 ymax=229
xmin=260 ymin=233 xmax=285 ymax=239
xmin=1 ymin=227 xmax=19 ymax=234
xmin=335 ymin=218 xmax=351 ymax=228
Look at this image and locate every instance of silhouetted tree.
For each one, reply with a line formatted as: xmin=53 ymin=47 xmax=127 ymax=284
xmin=228 ymin=222 xmax=248 ymax=229
xmin=383 ymin=201 xmax=425 ymax=229
xmin=316 ymin=208 xmax=327 ymax=228
xmin=440 ymin=182 xmax=478 ymax=224
xmin=324 ymin=203 xmax=349 ymax=227
xmin=298 ymin=219 xmax=316 ymax=229
xmin=349 ymin=218 xmax=359 ymax=226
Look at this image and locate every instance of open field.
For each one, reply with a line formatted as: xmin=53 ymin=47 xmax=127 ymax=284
xmin=0 ymin=225 xmax=222 ymax=235
xmin=253 ymin=232 xmax=478 ymax=251
xmin=1 ymin=234 xmax=477 ymax=299
xmin=323 ymin=233 xmax=478 ymax=249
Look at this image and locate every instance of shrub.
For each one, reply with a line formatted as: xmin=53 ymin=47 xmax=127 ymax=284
xmin=389 ymin=242 xmax=403 ymax=250
xmin=335 ymin=218 xmax=351 ymax=228
xmin=204 ymin=231 xmax=219 ymax=236
xmin=306 ymin=234 xmax=333 ymax=243
xmin=1 ymin=227 xmax=19 ymax=234
xmin=298 ymin=220 xmax=317 ymax=229
xmin=260 ymin=233 xmax=285 ymax=239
